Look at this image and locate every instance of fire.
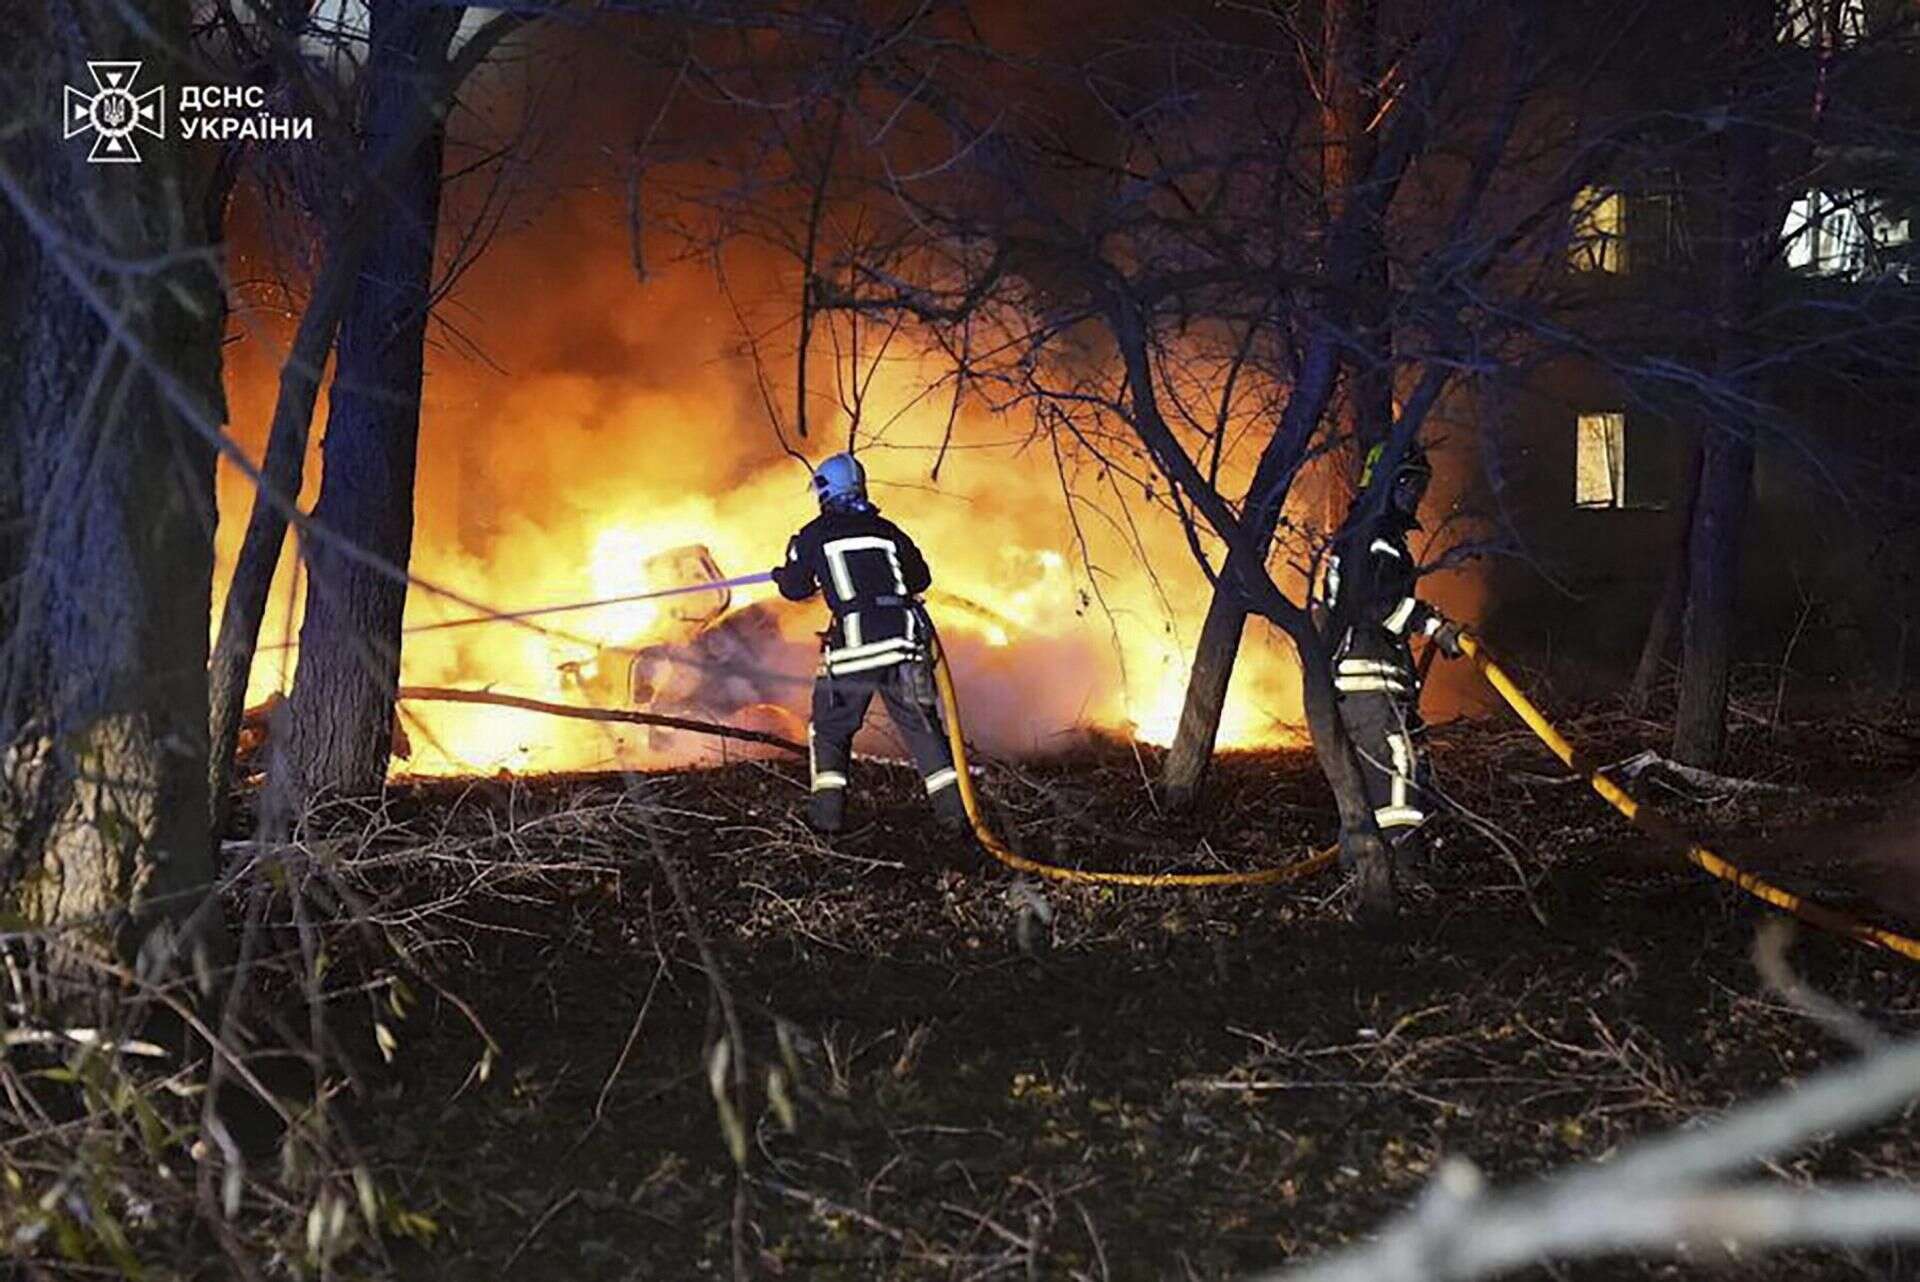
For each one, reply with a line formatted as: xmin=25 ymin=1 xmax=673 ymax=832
xmin=582 ymin=527 xmax=668 ymax=639
xmin=214 ymin=196 xmax=1455 ymax=778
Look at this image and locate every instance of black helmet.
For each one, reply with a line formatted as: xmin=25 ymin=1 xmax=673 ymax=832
xmin=1359 ymin=442 xmax=1432 ymax=521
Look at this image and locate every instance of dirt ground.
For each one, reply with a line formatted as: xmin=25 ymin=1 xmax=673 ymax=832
xmin=268 ymin=705 xmax=1920 ymax=1281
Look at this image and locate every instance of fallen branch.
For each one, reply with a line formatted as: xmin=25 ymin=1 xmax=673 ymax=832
xmin=1256 ymin=1036 xmax=1920 ymax=1281
xmin=395 ymin=686 xmax=806 ymax=755
xmin=1609 ymin=748 xmax=1801 ymax=798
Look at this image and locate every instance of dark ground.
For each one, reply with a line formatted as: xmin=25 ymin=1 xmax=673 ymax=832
xmin=249 ymin=703 xmax=1920 ymax=1280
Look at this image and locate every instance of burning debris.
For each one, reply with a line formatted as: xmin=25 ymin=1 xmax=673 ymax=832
xmin=625 ymin=601 xmax=814 ymax=748
xmin=629 ymin=544 xmax=734 ymax=631
xmin=542 ymin=543 xmax=818 ymax=751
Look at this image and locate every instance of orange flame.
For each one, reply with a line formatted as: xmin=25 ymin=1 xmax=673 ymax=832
xmin=213 ymin=200 xmax=1475 ymax=777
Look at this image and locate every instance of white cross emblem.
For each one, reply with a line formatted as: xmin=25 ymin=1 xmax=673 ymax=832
xmin=64 ymin=62 xmax=165 ymax=164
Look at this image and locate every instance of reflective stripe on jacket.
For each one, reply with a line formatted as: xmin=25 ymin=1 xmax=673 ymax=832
xmin=773 ymin=508 xmax=933 ymax=674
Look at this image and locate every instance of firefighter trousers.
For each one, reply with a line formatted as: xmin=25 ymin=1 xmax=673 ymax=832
xmin=1335 ymin=689 xmax=1433 ymax=854
xmin=807 ymin=659 xmax=966 ymax=832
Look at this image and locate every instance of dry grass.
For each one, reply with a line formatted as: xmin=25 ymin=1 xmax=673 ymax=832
xmin=6 ymin=702 xmax=1920 ymax=1278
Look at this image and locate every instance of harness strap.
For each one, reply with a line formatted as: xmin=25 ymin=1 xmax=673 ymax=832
xmin=835 ymin=593 xmax=911 ymax=614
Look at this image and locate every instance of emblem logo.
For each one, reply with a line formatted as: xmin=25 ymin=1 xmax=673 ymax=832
xmin=64 ymin=62 xmax=165 ymax=164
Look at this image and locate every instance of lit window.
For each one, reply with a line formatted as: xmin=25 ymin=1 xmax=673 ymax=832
xmin=1784 ymin=190 xmax=1912 ymax=278
xmin=1570 ymin=188 xmax=1627 ymax=274
xmin=1782 ymin=0 xmax=1865 ymax=46
xmin=1575 ymin=413 xmax=1627 ymax=508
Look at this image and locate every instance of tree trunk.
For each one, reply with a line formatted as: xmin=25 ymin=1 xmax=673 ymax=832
xmin=207 ymin=81 xmax=453 ymax=836
xmin=1160 ymin=0 xmax=1388 ymax=810
xmin=1322 ymin=0 xmax=1393 ymax=453
xmin=1628 ymin=544 xmax=1686 ymax=713
xmin=1160 ymin=589 xmax=1252 ymax=809
xmin=206 ymin=236 xmax=348 ymax=833
xmin=274 ymin=5 xmax=457 ymax=809
xmin=1627 ymin=444 xmax=1703 ymax=712
xmin=1673 ymin=11 xmax=1773 ymax=768
xmin=1107 ymin=298 xmax=1393 ymax=915
xmin=0 ymin=1 xmax=227 ymax=981
xmin=1673 ymin=431 xmax=1755 ymax=765
xmin=1158 ymin=337 xmax=1340 ymax=808
xmin=1295 ymin=629 xmax=1395 ymax=917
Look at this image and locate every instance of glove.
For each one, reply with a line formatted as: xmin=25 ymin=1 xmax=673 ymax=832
xmin=1431 ymin=620 xmax=1465 ymax=658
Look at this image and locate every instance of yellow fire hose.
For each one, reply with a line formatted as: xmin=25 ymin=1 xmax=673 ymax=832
xmin=928 ymin=632 xmax=1338 ymax=887
xmin=1457 ymin=632 xmax=1920 ymax=963
xmin=927 ymin=622 xmax=1920 ymax=962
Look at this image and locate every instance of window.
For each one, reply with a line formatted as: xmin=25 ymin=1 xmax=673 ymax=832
xmin=1575 ymin=413 xmax=1627 ymax=508
xmin=1570 ymin=188 xmax=1627 ymax=274
xmin=1784 ymin=190 xmax=1913 ymax=279
xmin=1782 ymin=0 xmax=1866 ymax=46
xmin=1635 ymin=188 xmax=1692 ymax=267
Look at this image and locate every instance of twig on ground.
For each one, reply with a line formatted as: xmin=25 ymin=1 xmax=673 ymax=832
xmin=585 ymin=962 xmax=668 ymax=1140
xmin=501 ymin=1188 xmax=582 ymax=1273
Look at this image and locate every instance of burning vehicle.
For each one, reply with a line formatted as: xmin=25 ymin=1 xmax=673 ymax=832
xmin=561 ymin=544 xmax=817 ymax=750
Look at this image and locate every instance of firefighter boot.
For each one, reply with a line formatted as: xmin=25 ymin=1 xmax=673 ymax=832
xmin=1384 ymin=825 xmax=1433 ymax=895
xmin=808 ymin=785 xmax=847 ymax=835
xmin=928 ymin=773 xmax=968 ymax=831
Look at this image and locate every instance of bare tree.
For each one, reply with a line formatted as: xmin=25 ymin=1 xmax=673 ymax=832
xmin=1162 ymin=0 xmax=1405 ymax=810
xmin=1665 ymin=0 xmax=1911 ymax=763
xmin=774 ymin=0 xmax=1624 ymax=909
xmin=806 ymin=0 xmax=1920 ymax=820
xmin=207 ymin=3 xmax=528 ymax=827
xmin=251 ymin=3 xmax=537 ymax=812
xmin=0 ymin=0 xmax=229 ymax=981
xmin=1566 ymin=0 xmax=1920 ymax=753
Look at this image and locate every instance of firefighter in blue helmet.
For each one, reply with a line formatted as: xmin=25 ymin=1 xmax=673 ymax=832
xmin=771 ymin=453 xmax=967 ymax=834
xmin=1322 ymin=443 xmax=1465 ymax=864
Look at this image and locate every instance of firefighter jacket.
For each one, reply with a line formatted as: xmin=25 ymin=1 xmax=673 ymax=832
xmin=1322 ymin=512 xmax=1445 ymax=697
xmin=773 ymin=507 xmax=933 ymax=675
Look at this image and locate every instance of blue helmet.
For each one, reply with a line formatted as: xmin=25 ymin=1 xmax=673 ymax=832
xmin=809 ymin=452 xmax=869 ymax=510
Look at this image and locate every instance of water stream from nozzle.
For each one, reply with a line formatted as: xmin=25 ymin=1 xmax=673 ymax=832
xmin=254 ymin=571 xmax=778 ymax=653
xmin=399 ymin=570 xmax=778 ymax=636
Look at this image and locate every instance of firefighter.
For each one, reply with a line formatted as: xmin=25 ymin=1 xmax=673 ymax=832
xmin=772 ymin=452 xmax=967 ymax=835
xmin=1322 ymin=442 xmax=1465 ymax=864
